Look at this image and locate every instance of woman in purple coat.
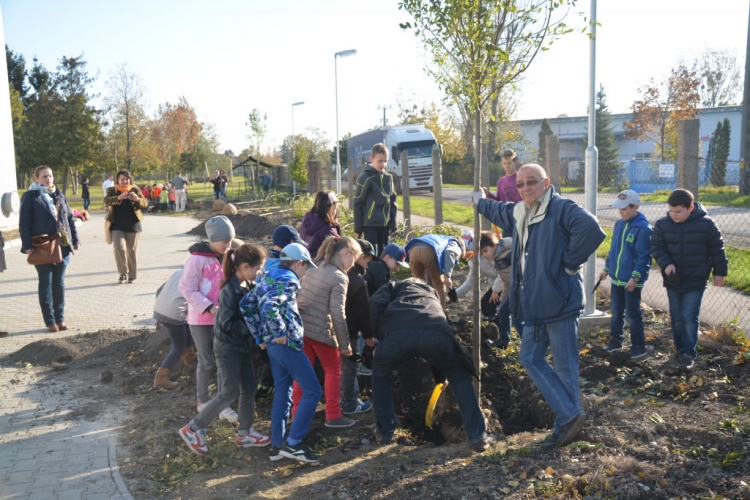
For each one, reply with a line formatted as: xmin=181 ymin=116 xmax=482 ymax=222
xmin=300 ymin=191 xmax=341 ymax=258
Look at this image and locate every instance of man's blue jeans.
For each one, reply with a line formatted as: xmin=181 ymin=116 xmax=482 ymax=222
xmin=267 ymin=342 xmax=322 ymax=448
xmin=666 ymin=288 xmax=704 ymax=359
xmin=372 ymin=329 xmax=486 ymax=443
xmin=519 ymin=317 xmax=582 ymax=435
xmin=83 ymin=197 xmax=90 ymax=211
xmin=609 ymin=285 xmax=645 ymax=347
xmin=35 ymin=254 xmax=69 ymax=327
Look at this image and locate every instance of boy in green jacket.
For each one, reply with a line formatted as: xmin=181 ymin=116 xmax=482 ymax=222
xmin=353 ymin=143 xmax=398 ymax=256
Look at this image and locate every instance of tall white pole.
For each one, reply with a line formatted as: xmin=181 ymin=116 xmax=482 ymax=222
xmin=584 ymin=0 xmax=598 ymax=315
xmin=334 ymin=49 xmax=356 ymax=196
xmin=335 ymin=56 xmax=341 ymax=194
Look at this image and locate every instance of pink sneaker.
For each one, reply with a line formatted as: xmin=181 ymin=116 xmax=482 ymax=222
xmin=235 ymin=428 xmax=271 ymax=448
xmin=179 ymin=424 xmax=208 ymax=455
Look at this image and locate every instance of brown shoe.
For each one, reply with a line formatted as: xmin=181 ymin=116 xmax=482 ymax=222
xmin=57 ymin=323 xmax=68 ymax=331
xmin=47 ymin=325 xmax=59 ymax=332
xmin=153 ymin=367 xmax=178 ymax=390
xmin=181 ymin=346 xmax=198 ymax=366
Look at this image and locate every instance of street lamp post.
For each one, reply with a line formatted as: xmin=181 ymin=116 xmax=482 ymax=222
xmin=335 ymin=49 xmax=357 ymax=195
xmin=292 ymin=101 xmax=305 ymax=196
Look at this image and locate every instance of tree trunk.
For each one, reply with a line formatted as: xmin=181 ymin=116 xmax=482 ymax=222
xmin=472 ymin=109 xmax=482 ymax=398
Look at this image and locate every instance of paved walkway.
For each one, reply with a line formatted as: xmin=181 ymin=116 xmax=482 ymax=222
xmin=0 ymin=212 xmax=200 ymax=500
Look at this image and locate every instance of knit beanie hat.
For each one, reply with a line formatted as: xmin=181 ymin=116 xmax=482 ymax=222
xmin=205 ymin=216 xmax=235 ymax=242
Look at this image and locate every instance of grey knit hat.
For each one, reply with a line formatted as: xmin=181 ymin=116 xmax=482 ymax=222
xmin=205 ymin=216 xmax=235 ymax=242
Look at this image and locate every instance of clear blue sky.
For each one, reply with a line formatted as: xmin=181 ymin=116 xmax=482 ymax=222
xmin=2 ymin=0 xmax=748 ymax=157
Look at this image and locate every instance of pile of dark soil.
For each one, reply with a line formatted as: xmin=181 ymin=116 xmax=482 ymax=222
xmin=9 ymin=338 xmax=81 ymax=365
xmin=188 ymin=211 xmax=299 ymax=241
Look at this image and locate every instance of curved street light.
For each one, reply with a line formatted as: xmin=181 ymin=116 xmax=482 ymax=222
xmin=335 ymin=49 xmax=357 ymax=195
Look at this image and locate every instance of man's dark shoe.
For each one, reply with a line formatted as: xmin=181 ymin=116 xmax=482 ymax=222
xmin=534 ymin=433 xmax=559 ymax=451
xmin=630 ymin=345 xmax=648 ymax=361
xmin=603 ymin=339 xmax=623 ymax=353
xmin=556 ymin=412 xmax=586 ymax=447
xmin=484 ymin=338 xmax=496 ymax=349
xmin=679 ymin=353 xmax=694 ymax=371
xmin=372 ymin=425 xmax=392 ymax=444
xmin=470 ymin=434 xmax=495 ymax=452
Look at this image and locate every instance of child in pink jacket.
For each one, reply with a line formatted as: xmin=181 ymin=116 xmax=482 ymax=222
xmin=179 ymin=216 xmax=238 ymax=422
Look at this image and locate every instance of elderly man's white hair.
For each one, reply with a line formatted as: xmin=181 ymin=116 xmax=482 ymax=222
xmin=518 ymin=163 xmax=548 ymax=179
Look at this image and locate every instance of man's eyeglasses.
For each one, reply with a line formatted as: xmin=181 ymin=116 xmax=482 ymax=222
xmin=516 ymin=178 xmax=542 ymax=189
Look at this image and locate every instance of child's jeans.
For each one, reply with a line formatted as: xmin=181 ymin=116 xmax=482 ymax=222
xmin=192 ymin=341 xmax=257 ymax=431
xmin=340 ymin=346 xmax=360 ymax=412
xmin=267 ymin=342 xmax=322 ymax=448
xmin=667 ymin=288 xmax=705 ymax=359
xmin=190 ymin=324 xmax=217 ymax=404
xmin=161 ymin=323 xmax=192 ymax=370
xmin=363 ymin=227 xmax=389 ymax=258
xmin=292 ymin=338 xmax=342 ymax=420
xmin=610 ymin=285 xmax=645 ymax=348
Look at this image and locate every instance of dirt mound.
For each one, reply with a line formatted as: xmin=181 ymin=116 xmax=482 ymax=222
xmin=188 ymin=212 xmax=299 ymax=240
xmin=9 ymin=338 xmax=80 ymax=365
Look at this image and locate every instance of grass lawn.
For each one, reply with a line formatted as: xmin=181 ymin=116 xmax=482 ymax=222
xmin=640 ymin=186 xmax=750 ymax=208
xmin=398 ymin=196 xmax=475 ymax=227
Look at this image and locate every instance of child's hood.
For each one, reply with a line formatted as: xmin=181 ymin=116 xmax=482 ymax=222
xmin=188 ymin=241 xmax=220 ymax=259
xmin=629 ymin=211 xmax=652 ymax=228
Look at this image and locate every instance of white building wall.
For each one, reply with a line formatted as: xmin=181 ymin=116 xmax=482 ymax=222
xmin=0 ymin=4 xmax=20 ymax=230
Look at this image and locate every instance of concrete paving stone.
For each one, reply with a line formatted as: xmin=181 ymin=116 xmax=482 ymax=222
xmin=0 ymin=481 xmax=30 ymax=498
xmin=54 ymin=488 xmax=86 ymax=500
xmin=26 ymin=486 xmax=58 ymax=499
xmin=6 ymin=460 xmax=39 ymax=474
xmin=31 ymin=472 xmax=65 ymax=488
xmin=4 ymin=470 xmax=36 ymax=485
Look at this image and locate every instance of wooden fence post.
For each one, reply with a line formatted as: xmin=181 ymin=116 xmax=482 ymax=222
xmin=401 ymin=151 xmax=410 ymax=236
xmin=432 ymin=149 xmax=443 ymax=225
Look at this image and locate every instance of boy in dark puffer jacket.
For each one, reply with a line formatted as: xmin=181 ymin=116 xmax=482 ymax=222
xmin=651 ymin=189 xmax=728 ymax=370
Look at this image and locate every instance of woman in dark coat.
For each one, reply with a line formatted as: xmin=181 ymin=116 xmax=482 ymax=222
xmin=105 ymin=169 xmax=148 ymax=283
xmin=19 ymin=165 xmax=81 ymax=332
xmin=299 ymin=190 xmax=341 ymax=258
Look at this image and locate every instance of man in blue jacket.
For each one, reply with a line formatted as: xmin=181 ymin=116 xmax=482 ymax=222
xmin=473 ymin=164 xmax=605 ymax=450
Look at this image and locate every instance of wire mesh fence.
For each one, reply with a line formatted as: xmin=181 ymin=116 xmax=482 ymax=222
xmin=556 ymin=155 xmax=750 ymax=332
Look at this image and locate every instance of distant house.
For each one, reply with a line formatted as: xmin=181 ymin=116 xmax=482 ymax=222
xmin=509 ymin=106 xmax=742 ymax=186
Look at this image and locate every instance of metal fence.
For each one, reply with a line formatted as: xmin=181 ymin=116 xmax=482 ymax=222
xmin=557 ymin=156 xmax=750 ymax=333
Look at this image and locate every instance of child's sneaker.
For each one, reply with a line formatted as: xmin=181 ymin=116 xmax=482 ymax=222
xmin=236 ymin=428 xmax=271 ymax=448
xmin=630 ymin=345 xmax=648 ymax=361
xmin=256 ymin=384 xmax=274 ymax=398
xmin=325 ymin=416 xmax=356 ymax=428
xmin=179 ymin=425 xmax=207 ymax=455
xmin=603 ymin=339 xmax=623 ymax=353
xmin=343 ymin=400 xmax=372 ymax=415
xmin=219 ymin=406 xmax=239 ymax=423
xmin=196 ymin=401 xmax=206 ymax=412
xmin=280 ymin=442 xmax=319 ymax=465
xmin=269 ymin=445 xmax=284 ymax=461
xmin=357 ymin=364 xmax=372 ymax=376
xmin=679 ymin=353 xmax=695 ymax=371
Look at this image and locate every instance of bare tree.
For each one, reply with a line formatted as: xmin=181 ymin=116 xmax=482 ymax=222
xmin=687 ymin=48 xmax=743 ymax=108
xmin=104 ymin=63 xmax=151 ymax=173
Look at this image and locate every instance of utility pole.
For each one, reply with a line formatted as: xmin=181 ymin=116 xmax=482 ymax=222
xmin=377 ymin=105 xmax=390 ymax=127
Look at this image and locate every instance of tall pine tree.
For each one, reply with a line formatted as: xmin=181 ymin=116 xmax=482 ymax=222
xmin=594 ymin=85 xmax=620 ymax=187
xmin=712 ymin=118 xmax=730 ymax=187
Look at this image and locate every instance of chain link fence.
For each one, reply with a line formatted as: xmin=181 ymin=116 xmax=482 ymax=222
xmin=556 ymin=154 xmax=750 ymax=332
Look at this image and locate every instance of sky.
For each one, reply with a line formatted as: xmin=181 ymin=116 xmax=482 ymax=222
xmin=1 ymin=0 xmax=749 ymax=159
